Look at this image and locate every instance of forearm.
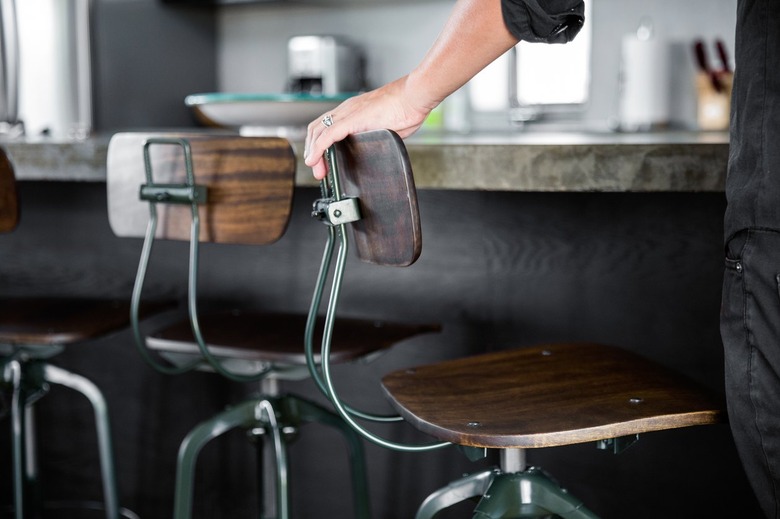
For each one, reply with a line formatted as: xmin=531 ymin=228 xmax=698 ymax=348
xmin=405 ymin=0 xmax=519 ymax=110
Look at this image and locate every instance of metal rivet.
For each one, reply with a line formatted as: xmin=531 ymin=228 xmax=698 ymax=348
xmin=736 ymin=262 xmax=743 ymax=273
xmin=629 ymin=397 xmax=644 ymax=404
xmin=333 ymin=209 xmax=342 ymax=217
xmin=467 ymin=422 xmax=481 ymax=428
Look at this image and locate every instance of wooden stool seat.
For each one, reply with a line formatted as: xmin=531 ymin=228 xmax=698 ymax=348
xmin=1 ymin=149 xmax=142 ymax=519
xmin=0 ymin=297 xmax=166 ymax=347
xmin=0 ymin=147 xmax=18 ymax=233
xmin=305 ymin=130 xmax=727 ymax=517
xmin=146 ymin=309 xmax=439 ymax=365
xmin=382 ymin=342 xmax=724 ymax=449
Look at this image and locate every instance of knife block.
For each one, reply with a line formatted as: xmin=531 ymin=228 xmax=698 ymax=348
xmin=696 ymin=71 xmax=733 ymax=131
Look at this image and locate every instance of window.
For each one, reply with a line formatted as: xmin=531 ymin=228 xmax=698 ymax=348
xmin=509 ymin=1 xmax=593 ymax=122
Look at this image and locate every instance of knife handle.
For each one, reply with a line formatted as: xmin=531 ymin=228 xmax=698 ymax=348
xmin=716 ymin=39 xmax=731 ymax=72
xmin=694 ymin=40 xmax=723 ymax=93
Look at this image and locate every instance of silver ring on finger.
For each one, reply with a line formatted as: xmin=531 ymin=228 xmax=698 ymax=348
xmin=322 ymin=114 xmax=334 ymax=127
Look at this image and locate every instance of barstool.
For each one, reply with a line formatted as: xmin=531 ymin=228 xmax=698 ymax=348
xmin=105 ymin=132 xmax=438 ymax=518
xmin=0 ymin=148 xmax=142 ymax=519
xmin=302 ymin=129 xmax=725 ymax=518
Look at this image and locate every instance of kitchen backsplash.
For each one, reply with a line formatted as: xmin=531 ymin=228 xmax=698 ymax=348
xmin=217 ymin=0 xmax=737 ymax=130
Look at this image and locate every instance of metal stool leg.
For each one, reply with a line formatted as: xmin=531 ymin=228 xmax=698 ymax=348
xmin=415 ymin=446 xmax=599 ymax=519
xmin=250 ymin=410 xmax=290 ymax=519
xmin=23 ymin=403 xmax=44 ymax=519
xmin=174 ymin=393 xmax=373 ymax=519
xmin=6 ymin=359 xmax=25 ymax=519
xmin=256 ymin=399 xmax=290 ymax=519
xmin=415 ymin=469 xmax=497 ymax=519
xmin=280 ymin=394 xmax=372 ymax=519
xmin=471 ymin=469 xmax=600 ymax=519
xmin=43 ymin=363 xmax=120 ymax=519
xmin=173 ymin=398 xmax=268 ymax=519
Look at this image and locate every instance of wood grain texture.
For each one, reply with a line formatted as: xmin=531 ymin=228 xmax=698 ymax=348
xmin=334 ymin=129 xmax=421 ymax=266
xmin=382 ymin=342 xmax=724 ymax=449
xmin=0 ymin=298 xmax=169 ymax=346
xmin=146 ymin=309 xmax=440 ymax=365
xmin=0 ymin=147 xmax=18 ymax=233
xmin=107 ymin=133 xmax=295 ymax=245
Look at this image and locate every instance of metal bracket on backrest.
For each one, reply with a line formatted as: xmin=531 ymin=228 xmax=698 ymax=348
xmin=310 ymin=144 xmax=361 ymax=226
xmin=139 ymin=137 xmax=208 ymax=205
xmin=139 ymin=183 xmax=207 ymax=205
xmin=311 ymin=196 xmax=361 ymax=226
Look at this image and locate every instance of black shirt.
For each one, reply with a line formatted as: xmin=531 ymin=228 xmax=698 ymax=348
xmin=724 ymin=0 xmax=780 ymax=242
xmin=501 ymin=0 xmax=585 ymax=44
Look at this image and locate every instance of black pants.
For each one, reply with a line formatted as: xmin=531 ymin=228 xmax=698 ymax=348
xmin=722 ymin=229 xmax=780 ymax=518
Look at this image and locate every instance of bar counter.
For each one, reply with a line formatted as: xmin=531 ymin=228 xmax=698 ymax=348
xmin=4 ymin=130 xmax=729 ymax=192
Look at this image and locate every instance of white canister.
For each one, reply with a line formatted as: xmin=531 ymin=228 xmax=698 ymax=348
xmin=618 ymin=33 xmax=671 ymax=131
xmin=14 ymin=0 xmax=93 ymax=139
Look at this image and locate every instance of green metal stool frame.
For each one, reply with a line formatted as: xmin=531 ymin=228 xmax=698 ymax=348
xmin=172 ymin=380 xmax=370 ymax=519
xmin=1 ymin=348 xmax=121 ymax=519
xmin=414 ymin=450 xmax=599 ymax=519
xmin=126 ymin=136 xmax=371 ymax=519
xmin=1 ymin=148 xmax=127 ymax=519
xmin=304 ymin=131 xmax=602 ymax=519
xmin=304 ymin=144 xmax=447 ymax=454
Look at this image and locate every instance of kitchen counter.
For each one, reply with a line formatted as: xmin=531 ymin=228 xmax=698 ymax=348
xmin=3 ymin=136 xmax=110 ymax=182
xmin=3 ymin=130 xmax=729 ymax=192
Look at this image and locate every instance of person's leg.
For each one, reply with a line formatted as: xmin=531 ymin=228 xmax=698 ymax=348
xmin=722 ymin=229 xmax=780 ymax=518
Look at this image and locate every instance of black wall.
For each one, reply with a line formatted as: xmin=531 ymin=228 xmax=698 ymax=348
xmin=91 ymin=0 xmax=218 ymax=132
xmin=0 ymin=181 xmax=763 ymax=518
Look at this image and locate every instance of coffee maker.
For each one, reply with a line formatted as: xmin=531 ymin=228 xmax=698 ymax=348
xmin=287 ymin=36 xmax=365 ymax=96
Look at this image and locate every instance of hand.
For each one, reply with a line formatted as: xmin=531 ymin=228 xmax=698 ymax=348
xmin=304 ymin=76 xmax=434 ymax=180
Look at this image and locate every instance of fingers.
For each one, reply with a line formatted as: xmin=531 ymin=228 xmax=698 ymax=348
xmin=304 ymin=116 xmax=331 ymax=166
xmin=304 ymin=113 xmax=332 ymax=167
xmin=305 ymin=120 xmax=331 ymax=181
xmin=304 ymin=93 xmax=369 ymax=175
xmin=311 ymin=158 xmax=328 ymax=180
xmin=304 ymin=109 xmax=352 ymax=173
xmin=302 ymin=79 xmax=430 ymax=179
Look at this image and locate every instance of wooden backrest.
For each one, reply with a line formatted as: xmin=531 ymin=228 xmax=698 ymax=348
xmin=333 ymin=129 xmax=422 ymax=266
xmin=0 ymin=147 xmax=19 ymax=234
xmin=107 ymin=133 xmax=296 ymax=245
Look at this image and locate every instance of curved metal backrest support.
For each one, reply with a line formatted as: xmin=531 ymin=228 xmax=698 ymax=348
xmin=106 ymin=133 xmax=296 ymax=381
xmin=0 ymin=147 xmax=19 ymax=234
xmin=306 ymin=129 xmax=449 ymax=453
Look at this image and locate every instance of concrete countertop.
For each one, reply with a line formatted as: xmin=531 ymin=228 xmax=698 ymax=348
xmin=4 ymin=130 xmax=729 ymax=192
xmin=3 ymin=135 xmax=111 ymax=183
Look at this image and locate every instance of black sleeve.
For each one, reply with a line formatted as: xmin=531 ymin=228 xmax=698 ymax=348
xmin=501 ymin=0 xmax=585 ymax=44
